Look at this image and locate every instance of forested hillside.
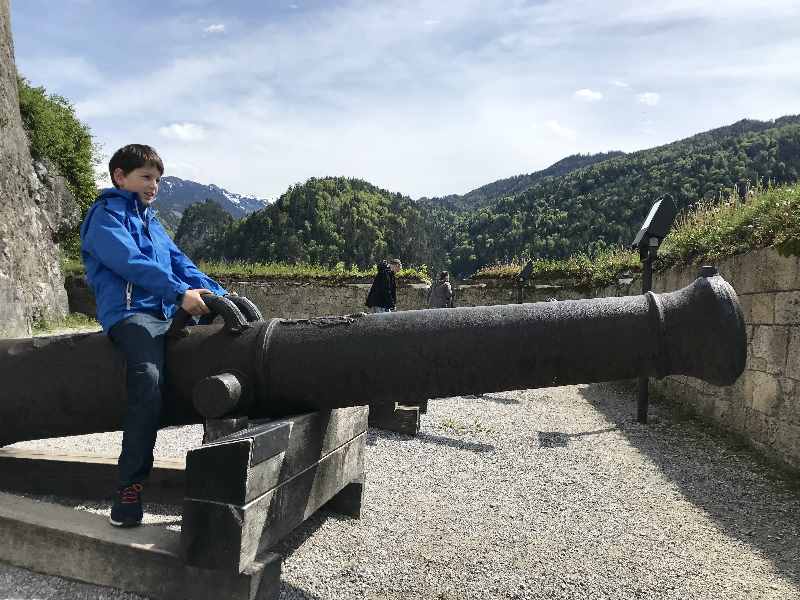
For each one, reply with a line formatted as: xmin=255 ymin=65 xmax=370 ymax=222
xmin=421 ymin=151 xmax=625 ymax=212
xmin=447 ymin=116 xmax=800 ymax=274
xmin=198 ymin=177 xmax=457 ymax=272
xmin=186 ymin=115 xmax=800 ymax=277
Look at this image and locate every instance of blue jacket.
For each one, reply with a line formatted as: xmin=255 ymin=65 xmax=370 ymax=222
xmin=80 ymin=188 xmax=227 ymax=332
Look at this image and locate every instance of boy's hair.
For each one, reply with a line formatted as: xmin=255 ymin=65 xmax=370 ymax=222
xmin=387 ymin=258 xmax=402 ymax=267
xmin=108 ymin=144 xmax=164 ymax=187
xmin=439 ymin=270 xmax=449 ymax=281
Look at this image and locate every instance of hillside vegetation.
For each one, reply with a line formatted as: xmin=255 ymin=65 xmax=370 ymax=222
xmin=448 ymin=116 xmax=800 ymax=274
xmin=420 ymin=151 xmax=625 ymax=212
xmin=191 ymin=176 xmax=457 ymax=273
xmin=193 ymin=116 xmax=800 ymax=277
xmin=17 ymin=77 xmax=100 ymax=254
xmin=474 ymin=182 xmax=800 ymax=288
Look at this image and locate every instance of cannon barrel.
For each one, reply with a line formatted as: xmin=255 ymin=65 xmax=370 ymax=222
xmin=0 ymin=272 xmax=746 ymax=446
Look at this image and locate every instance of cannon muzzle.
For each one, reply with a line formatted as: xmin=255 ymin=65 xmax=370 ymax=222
xmin=0 ymin=272 xmax=746 ymax=446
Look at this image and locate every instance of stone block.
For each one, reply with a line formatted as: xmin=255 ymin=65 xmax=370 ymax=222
xmin=730 ymin=252 xmax=761 ymax=295
xmin=774 ymin=422 xmax=800 ymax=471
xmin=776 ymin=378 xmax=800 ymax=427
xmin=787 ymin=328 xmax=800 ymax=381
xmin=775 ymin=291 xmax=800 ymax=324
xmin=761 ymin=248 xmax=800 ymax=291
xmin=749 ymin=325 xmax=789 ymax=375
xmin=747 ymin=371 xmax=781 ymax=415
xmin=749 ymin=293 xmax=775 ymax=324
xmin=737 ymin=293 xmax=753 ymax=323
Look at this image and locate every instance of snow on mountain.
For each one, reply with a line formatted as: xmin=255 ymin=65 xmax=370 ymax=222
xmin=154 ymin=176 xmax=269 ymax=232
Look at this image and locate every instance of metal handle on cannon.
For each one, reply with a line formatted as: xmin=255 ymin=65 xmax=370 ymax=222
xmin=167 ymin=294 xmax=251 ymax=338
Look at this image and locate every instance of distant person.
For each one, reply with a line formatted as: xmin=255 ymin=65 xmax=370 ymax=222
xmin=80 ymin=144 xmax=228 ymax=528
xmin=366 ymin=258 xmax=402 ymax=313
xmin=428 ymin=271 xmax=454 ymax=308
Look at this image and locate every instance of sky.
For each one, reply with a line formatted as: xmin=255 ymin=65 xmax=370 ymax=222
xmin=9 ymin=0 xmax=800 ymax=201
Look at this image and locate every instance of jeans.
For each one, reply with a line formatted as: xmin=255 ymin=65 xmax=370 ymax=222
xmin=108 ymin=312 xmax=171 ymax=487
xmin=369 ymin=306 xmax=393 ymax=313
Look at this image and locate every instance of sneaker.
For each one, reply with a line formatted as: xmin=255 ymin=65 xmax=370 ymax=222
xmin=109 ymin=483 xmax=144 ymax=527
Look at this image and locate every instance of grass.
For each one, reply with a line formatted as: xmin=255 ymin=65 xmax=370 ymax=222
xmin=198 ymin=260 xmax=431 ymax=283
xmin=474 ymin=182 xmax=800 ymax=288
xmin=62 ymin=257 xmax=431 ymax=284
xmin=473 ymin=246 xmax=641 ymax=289
xmin=32 ymin=312 xmax=99 ymax=334
xmin=657 ymin=182 xmax=800 ymax=268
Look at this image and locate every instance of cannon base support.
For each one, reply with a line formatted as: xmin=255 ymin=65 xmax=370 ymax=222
xmin=368 ymin=402 xmax=421 ymax=435
xmin=0 ymin=406 xmax=367 ymax=598
xmin=0 ymin=491 xmax=281 ymax=600
xmin=0 ymin=448 xmax=186 ymax=504
xmin=182 ymin=406 xmax=368 ymax=572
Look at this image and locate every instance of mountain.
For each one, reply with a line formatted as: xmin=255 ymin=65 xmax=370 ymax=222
xmin=191 ymin=115 xmax=800 ymax=277
xmin=204 ymin=177 xmax=456 ymax=272
xmin=419 ymin=151 xmax=625 ymax=212
xmin=447 ymin=115 xmax=800 ymax=274
xmin=153 ymin=176 xmax=269 ymax=233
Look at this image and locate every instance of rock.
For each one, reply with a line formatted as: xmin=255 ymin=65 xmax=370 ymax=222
xmin=0 ymin=0 xmax=79 ymax=338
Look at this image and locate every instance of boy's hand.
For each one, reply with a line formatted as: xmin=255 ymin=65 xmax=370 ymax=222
xmin=181 ymin=288 xmax=212 ymax=316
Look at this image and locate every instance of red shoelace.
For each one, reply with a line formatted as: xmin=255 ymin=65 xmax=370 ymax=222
xmin=119 ymin=483 xmax=143 ymax=504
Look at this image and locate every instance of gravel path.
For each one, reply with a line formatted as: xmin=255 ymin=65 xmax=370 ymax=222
xmin=2 ymin=382 xmax=799 ymax=599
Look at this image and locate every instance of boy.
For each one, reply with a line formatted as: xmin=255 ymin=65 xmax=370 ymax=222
xmin=80 ymin=144 xmax=227 ymax=527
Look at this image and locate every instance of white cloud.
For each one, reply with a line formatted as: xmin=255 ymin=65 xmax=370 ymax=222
xmin=574 ymin=88 xmax=603 ymax=102
xmin=203 ymin=23 xmax=225 ymax=34
xmin=545 ymin=120 xmax=577 ymax=141
xmin=17 ymin=56 xmax=102 ymax=89
xmin=157 ymin=122 xmax=207 ymax=141
xmin=636 ymin=92 xmax=661 ymax=106
xmin=50 ymin=0 xmax=800 ymax=199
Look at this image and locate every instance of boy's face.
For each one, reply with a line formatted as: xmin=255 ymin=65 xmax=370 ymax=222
xmin=113 ymin=165 xmax=161 ymax=205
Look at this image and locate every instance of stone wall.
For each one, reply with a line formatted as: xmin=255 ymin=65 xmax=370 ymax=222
xmin=65 ymin=248 xmax=798 ymax=471
xmin=646 ymin=248 xmax=800 ymax=472
xmin=0 ymin=1 xmax=78 ymax=338
xmin=206 ymin=277 xmax=637 ymax=320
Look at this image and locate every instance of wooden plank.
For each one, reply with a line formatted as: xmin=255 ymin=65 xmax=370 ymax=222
xmin=185 ymin=406 xmax=368 ymax=505
xmin=0 ymin=491 xmax=281 ymax=600
xmin=0 ymin=449 xmax=185 ymax=504
xmin=369 ymin=403 xmax=420 ymax=435
xmin=182 ymin=432 xmax=365 ymax=572
xmin=324 ymin=471 xmax=365 ymax=519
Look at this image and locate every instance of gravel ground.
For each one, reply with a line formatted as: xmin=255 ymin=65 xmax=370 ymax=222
xmin=2 ymin=382 xmax=799 ymax=600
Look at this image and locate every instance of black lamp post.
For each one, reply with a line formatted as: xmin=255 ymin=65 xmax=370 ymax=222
xmin=631 ymin=195 xmax=677 ymax=423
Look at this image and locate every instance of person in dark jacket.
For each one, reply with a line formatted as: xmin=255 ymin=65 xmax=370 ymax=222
xmin=427 ymin=270 xmax=454 ymax=308
xmin=80 ymin=144 xmax=227 ymax=528
xmin=365 ymin=258 xmax=401 ymax=312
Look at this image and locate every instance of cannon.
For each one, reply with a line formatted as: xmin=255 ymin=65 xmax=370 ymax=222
xmin=0 ymin=269 xmax=746 ymax=447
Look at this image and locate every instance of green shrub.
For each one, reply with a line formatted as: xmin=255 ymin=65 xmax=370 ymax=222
xmin=658 ymin=183 xmax=800 ymax=267
xmin=17 ymin=76 xmax=101 ymax=256
xmin=32 ymin=312 xmax=99 ymax=334
xmin=198 ymin=260 xmax=431 ymax=283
